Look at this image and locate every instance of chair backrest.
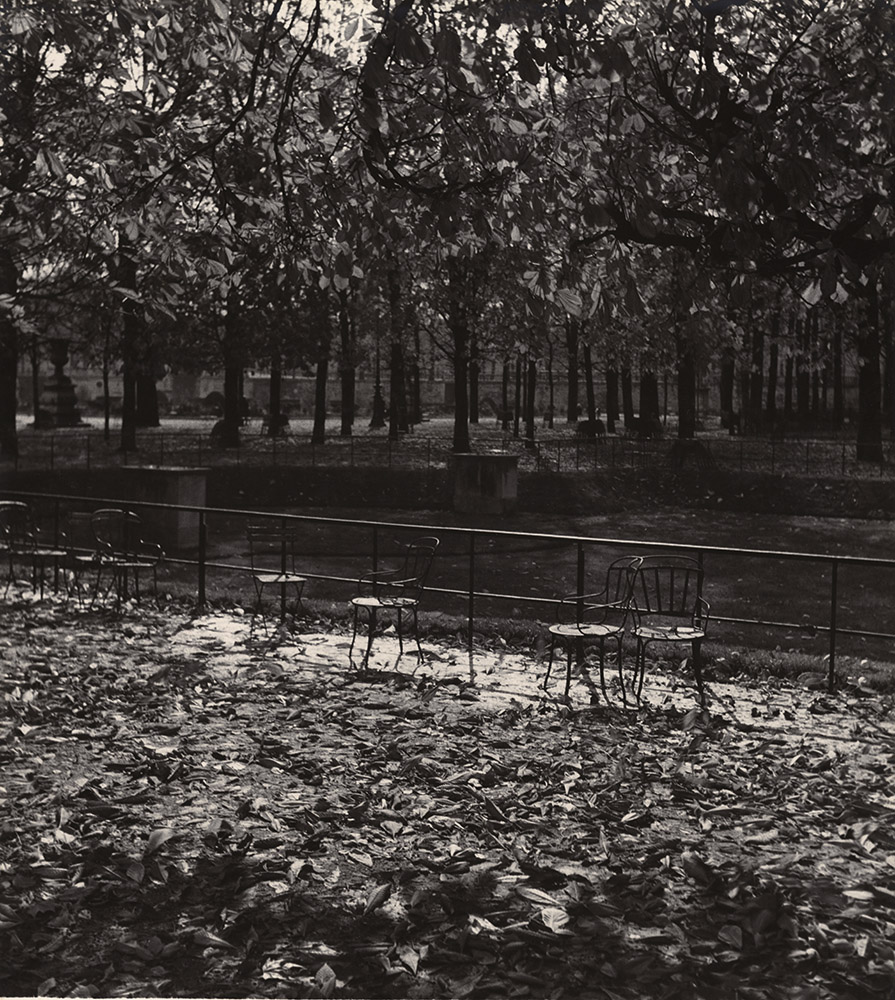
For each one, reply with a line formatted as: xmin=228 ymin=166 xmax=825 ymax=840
xmin=65 ymin=511 xmax=100 ymax=553
xmin=91 ymin=508 xmax=143 ymax=558
xmin=603 ymin=555 xmax=643 ymax=604
xmin=247 ymin=522 xmax=300 ymax=573
xmin=632 ymin=555 xmax=703 ymax=618
xmin=396 ymin=535 xmax=440 ymax=600
xmin=0 ymin=501 xmax=35 ymax=549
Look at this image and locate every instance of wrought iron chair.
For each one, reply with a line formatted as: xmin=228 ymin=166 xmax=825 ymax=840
xmin=91 ymin=508 xmax=164 ymax=606
xmin=349 ymin=535 xmax=440 ymax=672
xmin=0 ymin=500 xmax=68 ymax=598
xmin=246 ymin=522 xmax=307 ymax=632
xmin=62 ymin=510 xmax=107 ymax=606
xmin=629 ymin=555 xmax=710 ymax=706
xmin=543 ymin=555 xmax=642 ymax=703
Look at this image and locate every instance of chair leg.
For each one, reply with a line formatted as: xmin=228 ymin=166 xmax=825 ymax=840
xmin=613 ymin=635 xmax=628 ymax=707
xmin=362 ymin=607 xmax=377 ymax=670
xmin=412 ymin=608 xmax=424 ymax=664
xmin=692 ymin=640 xmax=706 ymax=706
xmin=349 ymin=604 xmax=360 ymax=664
xmin=598 ymin=640 xmax=610 ymax=705
xmin=563 ymin=647 xmax=573 ymax=700
xmin=635 ymin=640 xmax=648 ymax=702
xmin=543 ymin=641 xmax=556 ymax=691
xmin=397 ymin=609 xmax=405 ymax=657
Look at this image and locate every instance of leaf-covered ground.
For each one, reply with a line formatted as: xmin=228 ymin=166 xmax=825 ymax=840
xmin=2 ymin=589 xmax=895 ymax=1000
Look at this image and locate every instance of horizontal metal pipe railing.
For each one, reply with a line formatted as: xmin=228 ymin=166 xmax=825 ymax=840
xmin=5 ymin=489 xmax=895 ymax=693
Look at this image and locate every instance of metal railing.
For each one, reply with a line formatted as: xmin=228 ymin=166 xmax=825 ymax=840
xmin=4 ymin=489 xmax=895 ymax=693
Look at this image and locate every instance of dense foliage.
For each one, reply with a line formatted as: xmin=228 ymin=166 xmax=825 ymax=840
xmin=1 ymin=0 xmax=893 ymax=455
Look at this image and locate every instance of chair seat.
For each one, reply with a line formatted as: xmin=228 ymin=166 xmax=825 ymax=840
xmin=351 ymin=594 xmax=419 ymax=609
xmin=254 ymin=571 xmax=307 ymax=585
xmin=549 ymin=622 xmax=623 ymax=640
xmin=633 ymin=623 xmax=705 ymax=641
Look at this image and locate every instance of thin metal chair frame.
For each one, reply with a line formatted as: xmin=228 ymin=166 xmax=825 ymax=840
xmin=349 ymin=535 xmax=439 ymax=672
xmin=246 ymin=522 xmax=307 ymax=632
xmin=1 ymin=500 xmax=67 ymax=598
xmin=61 ymin=511 xmax=107 ymax=606
xmin=90 ymin=508 xmax=164 ymax=607
xmin=630 ymin=555 xmax=710 ymax=706
xmin=543 ymin=555 xmax=642 ymax=703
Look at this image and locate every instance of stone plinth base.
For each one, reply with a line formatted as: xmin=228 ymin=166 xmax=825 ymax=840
xmin=121 ymin=466 xmax=208 ymax=550
xmin=453 ymin=453 xmax=518 ymax=515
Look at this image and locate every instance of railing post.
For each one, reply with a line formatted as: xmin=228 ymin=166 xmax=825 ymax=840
xmin=575 ymin=540 xmax=586 ymax=668
xmin=468 ymin=532 xmax=475 ymax=663
xmin=828 ymin=559 xmax=837 ymax=693
xmin=197 ymin=510 xmax=207 ymax=607
xmin=372 ymin=525 xmax=379 ymax=576
xmin=160 ymin=434 xmax=165 ymax=466
xmin=86 ymin=434 xmax=91 ymax=472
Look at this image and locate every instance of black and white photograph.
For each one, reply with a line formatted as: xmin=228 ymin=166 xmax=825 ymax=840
xmin=2 ymin=1 xmax=894 ymax=997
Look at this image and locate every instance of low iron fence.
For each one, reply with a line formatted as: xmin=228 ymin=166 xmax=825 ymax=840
xmin=5 ymin=489 xmax=895 ymax=693
xmin=6 ymin=427 xmax=895 ymax=479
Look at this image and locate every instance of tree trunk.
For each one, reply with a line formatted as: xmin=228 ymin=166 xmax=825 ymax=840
xmin=388 ymin=340 xmax=409 ymax=440
xmin=882 ymin=290 xmax=895 ymax=433
xmin=501 ymin=361 xmax=510 ymax=431
xmin=102 ymin=333 xmax=112 ymax=443
xmin=448 ymin=261 xmax=470 ymax=453
xmin=546 ymin=340 xmax=555 ymax=428
xmin=136 ymin=373 xmax=160 ymax=427
xmin=677 ymin=341 xmax=697 ymax=439
xmin=469 ymin=333 xmax=479 ymax=424
xmin=513 ymin=355 xmax=522 ymax=438
xmin=621 ymin=366 xmax=634 ymax=425
xmin=219 ymin=287 xmax=243 ymax=449
xmin=312 ymin=353 xmax=328 ymax=445
xmin=796 ymin=314 xmax=811 ymax=423
xmin=719 ymin=354 xmax=735 ymax=422
xmin=832 ymin=308 xmax=844 ymax=430
xmin=565 ymin=317 xmax=579 ymax=422
xmin=119 ymin=252 xmax=139 ymax=453
xmin=30 ymin=336 xmax=40 ymax=423
xmin=0 ymin=249 xmax=18 ymax=458
xmin=583 ymin=344 xmax=597 ymax=423
xmin=268 ymin=362 xmax=283 ymax=437
xmin=640 ymin=369 xmax=660 ymax=422
xmin=525 ymin=357 xmax=536 ymax=447
xmin=338 ymin=289 xmax=355 ymax=437
xmin=856 ymin=284 xmax=883 ymax=463
xmin=766 ymin=339 xmax=778 ymax=419
xmin=605 ymin=368 xmax=619 ymax=434
xmin=749 ymin=315 xmax=764 ymax=431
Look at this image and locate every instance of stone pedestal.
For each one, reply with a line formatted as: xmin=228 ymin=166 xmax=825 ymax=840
xmin=36 ymin=338 xmax=83 ymax=428
xmin=453 ymin=452 xmax=518 ymax=515
xmin=121 ymin=466 xmax=208 ymax=550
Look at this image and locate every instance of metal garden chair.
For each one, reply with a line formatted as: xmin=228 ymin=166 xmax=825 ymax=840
xmin=62 ymin=510 xmax=107 ymax=606
xmin=1 ymin=500 xmax=68 ymax=598
xmin=543 ymin=555 xmax=642 ymax=703
xmin=629 ymin=555 xmax=710 ymax=706
xmin=246 ymin=522 xmax=307 ymax=632
xmin=90 ymin=508 xmax=164 ymax=607
xmin=349 ymin=535 xmax=439 ymax=672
